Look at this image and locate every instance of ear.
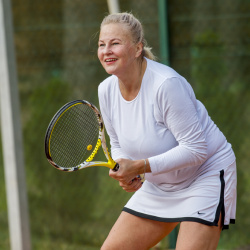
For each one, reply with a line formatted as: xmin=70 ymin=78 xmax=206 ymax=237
xmin=135 ymin=42 xmax=143 ymax=58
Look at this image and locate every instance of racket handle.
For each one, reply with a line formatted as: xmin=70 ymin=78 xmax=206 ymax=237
xmin=112 ymin=163 xmax=119 ymax=171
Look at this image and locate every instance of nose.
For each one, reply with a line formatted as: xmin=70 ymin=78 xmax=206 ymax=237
xmin=104 ymin=45 xmax=112 ymax=55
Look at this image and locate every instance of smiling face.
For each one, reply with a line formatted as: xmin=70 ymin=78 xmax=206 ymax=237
xmin=98 ymin=23 xmax=143 ymax=77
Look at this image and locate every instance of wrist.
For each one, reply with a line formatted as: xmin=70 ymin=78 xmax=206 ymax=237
xmin=133 ymin=159 xmax=151 ymax=180
xmin=144 ymin=159 xmax=151 ymax=173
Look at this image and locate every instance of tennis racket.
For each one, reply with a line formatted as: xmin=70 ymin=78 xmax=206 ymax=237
xmin=44 ymin=100 xmax=119 ymax=172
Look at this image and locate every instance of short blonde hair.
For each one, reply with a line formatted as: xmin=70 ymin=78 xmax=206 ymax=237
xmin=100 ymin=12 xmax=156 ymax=61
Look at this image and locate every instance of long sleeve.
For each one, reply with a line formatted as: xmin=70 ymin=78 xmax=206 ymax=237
xmin=97 ymin=59 xmax=234 ymax=190
xmin=149 ymin=77 xmax=208 ymax=175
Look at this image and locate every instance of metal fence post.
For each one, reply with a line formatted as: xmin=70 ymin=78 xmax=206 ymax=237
xmin=158 ymin=0 xmax=177 ymax=249
xmin=0 ymin=0 xmax=31 ymax=249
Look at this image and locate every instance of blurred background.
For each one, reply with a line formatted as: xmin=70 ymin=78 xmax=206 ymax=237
xmin=0 ymin=0 xmax=250 ymax=249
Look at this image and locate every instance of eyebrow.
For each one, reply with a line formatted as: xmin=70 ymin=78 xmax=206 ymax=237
xmin=98 ymin=38 xmax=122 ymax=43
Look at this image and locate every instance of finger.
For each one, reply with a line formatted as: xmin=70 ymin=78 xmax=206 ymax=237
xmin=122 ymin=182 xmax=143 ymax=192
xmin=109 ymin=168 xmax=119 ymax=179
xmin=120 ymin=179 xmax=142 ymax=191
xmin=132 ymin=179 xmax=143 ymax=189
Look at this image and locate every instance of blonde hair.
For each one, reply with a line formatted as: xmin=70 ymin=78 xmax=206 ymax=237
xmin=100 ymin=12 xmax=156 ymax=61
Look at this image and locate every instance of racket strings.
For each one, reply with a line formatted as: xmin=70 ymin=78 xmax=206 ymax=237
xmin=49 ymin=104 xmax=100 ymax=168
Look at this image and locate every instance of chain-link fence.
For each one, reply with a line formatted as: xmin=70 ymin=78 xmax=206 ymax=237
xmin=169 ymin=1 xmax=250 ymax=249
xmin=0 ymin=0 xmax=249 ymax=249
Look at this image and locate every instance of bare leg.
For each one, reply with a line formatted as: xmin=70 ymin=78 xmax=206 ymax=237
xmin=176 ymin=214 xmax=222 ymax=250
xmin=101 ymin=211 xmax=178 ymax=250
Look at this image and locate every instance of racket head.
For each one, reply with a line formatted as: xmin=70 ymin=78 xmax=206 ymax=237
xmin=45 ymin=100 xmax=117 ymax=172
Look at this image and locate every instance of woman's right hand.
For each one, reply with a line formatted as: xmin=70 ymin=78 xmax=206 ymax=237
xmin=109 ymin=158 xmax=145 ymax=192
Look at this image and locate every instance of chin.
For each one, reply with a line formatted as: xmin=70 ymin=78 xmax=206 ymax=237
xmin=104 ymin=68 xmax=117 ymax=76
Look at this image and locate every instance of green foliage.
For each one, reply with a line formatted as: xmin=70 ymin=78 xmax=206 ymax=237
xmin=17 ymin=76 xmax=132 ymax=248
xmin=191 ymin=31 xmax=225 ymax=99
xmin=1 ymin=0 xmax=248 ymax=249
xmin=0 ymin=133 xmax=10 ymax=249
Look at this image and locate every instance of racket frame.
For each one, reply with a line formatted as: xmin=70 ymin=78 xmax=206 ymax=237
xmin=45 ymin=100 xmax=119 ymax=172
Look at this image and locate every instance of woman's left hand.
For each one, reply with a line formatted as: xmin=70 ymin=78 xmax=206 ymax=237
xmin=118 ymin=176 xmax=143 ymax=192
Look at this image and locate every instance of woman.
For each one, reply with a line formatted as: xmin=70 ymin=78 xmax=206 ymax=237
xmin=97 ymin=12 xmax=237 ymax=250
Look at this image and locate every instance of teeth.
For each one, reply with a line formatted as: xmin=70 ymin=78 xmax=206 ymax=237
xmin=105 ymin=59 xmax=117 ymax=62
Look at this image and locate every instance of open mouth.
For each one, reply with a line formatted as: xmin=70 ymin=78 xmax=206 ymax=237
xmin=105 ymin=58 xmax=118 ymax=62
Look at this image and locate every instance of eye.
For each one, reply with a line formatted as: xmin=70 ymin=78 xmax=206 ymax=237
xmin=98 ymin=43 xmax=105 ymax=47
xmin=112 ymin=42 xmax=119 ymax=45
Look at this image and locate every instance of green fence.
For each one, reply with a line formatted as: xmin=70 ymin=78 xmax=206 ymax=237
xmin=168 ymin=1 xmax=250 ymax=249
xmin=0 ymin=0 xmax=250 ymax=249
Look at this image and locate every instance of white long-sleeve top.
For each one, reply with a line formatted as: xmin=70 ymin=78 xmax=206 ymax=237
xmin=98 ymin=58 xmax=235 ymax=191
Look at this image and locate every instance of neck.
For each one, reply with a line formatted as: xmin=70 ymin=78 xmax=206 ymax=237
xmin=119 ymin=58 xmax=147 ymax=101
